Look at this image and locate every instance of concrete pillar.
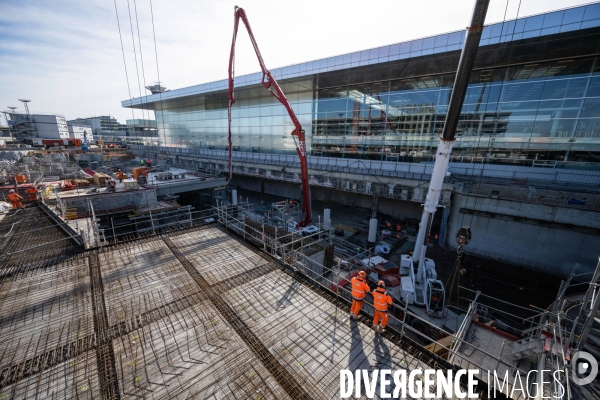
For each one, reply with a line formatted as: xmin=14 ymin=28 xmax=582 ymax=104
xmin=323 ymin=208 xmax=331 ymax=230
xmin=260 ymin=180 xmax=265 ymax=205
xmin=231 ymin=189 xmax=238 ymax=206
xmin=368 ymin=218 xmax=378 ymax=246
xmin=388 ymin=184 xmax=395 ymax=197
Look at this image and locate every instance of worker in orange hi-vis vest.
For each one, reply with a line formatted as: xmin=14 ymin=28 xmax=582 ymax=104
xmin=372 ymin=281 xmax=393 ymax=333
xmin=7 ymin=189 xmax=24 ymax=210
xmin=25 ymin=187 xmax=39 ymax=201
xmin=117 ymin=169 xmax=124 ymax=182
xmin=349 ymin=271 xmax=370 ymax=320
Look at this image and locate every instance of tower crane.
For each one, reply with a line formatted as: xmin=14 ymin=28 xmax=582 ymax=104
xmin=227 ymin=6 xmax=312 ymax=227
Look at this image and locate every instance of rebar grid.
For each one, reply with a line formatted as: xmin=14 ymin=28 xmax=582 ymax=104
xmin=169 ymin=228 xmax=273 ymax=286
xmin=0 ymin=205 xmax=83 ymax=270
xmin=0 ymin=218 xmax=473 ymax=399
xmin=0 ymin=255 xmax=94 ymax=389
xmin=113 ymin=299 xmax=288 ymax=399
xmin=0 ymin=350 xmax=100 ymax=399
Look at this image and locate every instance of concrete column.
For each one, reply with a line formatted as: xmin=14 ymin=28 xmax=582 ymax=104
xmin=260 ymin=180 xmax=265 ymax=205
xmin=323 ymin=208 xmax=331 ymax=230
xmin=368 ymin=218 xmax=378 ymax=246
xmin=231 ymin=189 xmax=238 ymax=206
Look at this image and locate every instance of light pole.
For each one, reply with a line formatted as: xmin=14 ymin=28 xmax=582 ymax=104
xmin=18 ymin=99 xmax=32 ymax=139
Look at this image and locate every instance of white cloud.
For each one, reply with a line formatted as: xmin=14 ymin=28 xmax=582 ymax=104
xmin=0 ymin=0 xmax=593 ymax=126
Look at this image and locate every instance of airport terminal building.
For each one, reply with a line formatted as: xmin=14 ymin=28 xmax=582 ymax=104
xmin=123 ymin=3 xmax=600 ymax=275
xmin=124 ymin=3 xmax=600 ymax=164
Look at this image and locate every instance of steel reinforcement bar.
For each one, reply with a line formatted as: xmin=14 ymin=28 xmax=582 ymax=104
xmin=88 ymin=253 xmax=120 ymax=400
xmin=162 ymin=236 xmax=312 ymax=400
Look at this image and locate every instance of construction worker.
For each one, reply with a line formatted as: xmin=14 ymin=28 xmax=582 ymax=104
xmin=372 ymin=281 xmax=393 ymax=333
xmin=140 ymin=158 xmax=145 ymax=166
xmin=349 ymin=271 xmax=370 ymax=319
xmin=117 ymin=169 xmax=124 ymax=182
xmin=108 ymin=179 xmax=116 ymax=193
xmin=25 ymin=186 xmax=39 ymax=201
xmin=386 ymin=220 xmax=391 ymax=229
xmin=7 ymin=189 xmax=24 ymax=210
xmin=146 ymin=158 xmax=152 ymax=168
xmin=396 ymin=223 xmax=402 ymax=232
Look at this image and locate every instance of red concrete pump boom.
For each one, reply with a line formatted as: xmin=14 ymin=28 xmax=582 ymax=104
xmin=227 ymin=6 xmax=312 ymax=227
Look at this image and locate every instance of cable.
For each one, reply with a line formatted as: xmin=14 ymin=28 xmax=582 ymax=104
xmin=113 ymin=0 xmax=137 ymax=122
xmin=149 ymin=0 xmax=168 ymax=153
xmin=126 ymin=0 xmax=145 ymax=122
xmin=133 ymin=0 xmax=149 ymax=122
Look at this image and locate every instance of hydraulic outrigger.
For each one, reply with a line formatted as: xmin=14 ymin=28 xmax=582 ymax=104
xmin=227 ymin=6 xmax=312 ymax=227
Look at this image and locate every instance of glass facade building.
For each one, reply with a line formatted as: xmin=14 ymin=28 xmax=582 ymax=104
xmin=123 ymin=3 xmax=600 ymax=168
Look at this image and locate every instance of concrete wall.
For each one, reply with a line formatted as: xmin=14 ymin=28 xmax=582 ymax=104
xmin=230 ymin=176 xmax=424 ymax=220
xmin=446 ymin=193 xmax=600 ymax=277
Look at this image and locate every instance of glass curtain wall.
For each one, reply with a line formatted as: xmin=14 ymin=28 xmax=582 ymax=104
xmin=312 ymin=56 xmax=600 ymax=163
xmin=151 ymin=3 xmax=600 ymax=167
xmin=155 ymin=79 xmax=312 ymax=154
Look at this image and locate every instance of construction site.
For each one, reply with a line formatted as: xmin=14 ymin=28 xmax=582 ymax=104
xmin=2 ymin=0 xmax=600 ymax=398
xmin=1 ymin=160 xmax=599 ymax=399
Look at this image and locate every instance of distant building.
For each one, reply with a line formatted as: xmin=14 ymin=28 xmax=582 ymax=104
xmin=0 ymin=126 xmax=10 ymax=138
xmin=67 ymin=115 xmax=128 ymax=137
xmin=67 ymin=123 xmax=94 ymax=142
xmin=6 ymin=112 xmax=69 ymax=139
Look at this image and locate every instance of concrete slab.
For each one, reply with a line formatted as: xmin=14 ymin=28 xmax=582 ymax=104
xmin=170 ymin=228 xmax=271 ymax=285
xmin=0 ymin=350 xmax=99 ymax=399
xmin=0 ymin=257 xmax=93 ymax=366
xmin=113 ymin=300 xmax=290 ymax=399
xmin=98 ymin=240 xmax=198 ymax=328
xmin=222 ymin=269 xmax=444 ymax=399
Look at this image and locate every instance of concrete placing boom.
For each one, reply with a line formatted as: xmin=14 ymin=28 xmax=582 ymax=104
xmin=227 ymin=6 xmax=312 ymax=227
xmin=405 ymin=0 xmax=490 ymax=316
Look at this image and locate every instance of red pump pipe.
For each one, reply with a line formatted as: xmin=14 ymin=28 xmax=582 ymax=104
xmin=228 ymin=6 xmax=312 ymax=227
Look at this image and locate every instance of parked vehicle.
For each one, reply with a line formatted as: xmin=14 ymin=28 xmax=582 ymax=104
xmin=301 ymin=225 xmax=320 ymax=236
xmin=31 ymin=138 xmax=69 ymax=147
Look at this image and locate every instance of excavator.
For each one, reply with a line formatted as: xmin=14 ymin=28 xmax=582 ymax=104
xmin=227 ymin=6 xmax=312 ymax=227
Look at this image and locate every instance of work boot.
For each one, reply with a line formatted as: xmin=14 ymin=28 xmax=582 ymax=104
xmin=372 ymin=324 xmax=379 ymax=331
xmin=379 ymin=327 xmax=386 ymax=334
xmin=349 ymin=312 xmax=354 ymax=320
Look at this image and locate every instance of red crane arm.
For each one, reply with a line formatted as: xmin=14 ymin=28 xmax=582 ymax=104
xmin=228 ymin=6 xmax=312 ymax=227
xmin=375 ymin=93 xmax=394 ymax=131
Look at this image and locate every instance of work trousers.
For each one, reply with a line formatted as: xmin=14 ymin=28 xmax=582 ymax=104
xmin=11 ymin=201 xmax=24 ymax=209
xmin=350 ymin=298 xmax=364 ymax=317
xmin=373 ymin=310 xmax=389 ymax=328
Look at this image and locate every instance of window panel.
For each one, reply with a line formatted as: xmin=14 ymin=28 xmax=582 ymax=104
xmin=434 ymin=34 xmax=448 ymax=48
xmin=543 ymin=11 xmax=564 ymax=28
xmin=584 ymin=4 xmax=600 ymax=21
xmin=563 ymin=7 xmax=585 ymax=24
xmin=422 ymin=37 xmax=435 ymax=50
xmin=582 ymin=18 xmax=600 ymax=29
xmin=410 ymin=39 xmax=423 ymax=52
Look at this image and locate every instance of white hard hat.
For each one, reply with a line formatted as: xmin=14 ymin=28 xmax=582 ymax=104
xmin=9 ymin=189 xmax=15 ymax=193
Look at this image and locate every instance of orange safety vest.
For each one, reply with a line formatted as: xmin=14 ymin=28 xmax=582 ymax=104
xmin=7 ymin=193 xmax=23 ymax=202
xmin=351 ymin=277 xmax=370 ymax=300
xmin=372 ymin=288 xmax=393 ymax=312
xmin=25 ymin=188 xmax=38 ymax=194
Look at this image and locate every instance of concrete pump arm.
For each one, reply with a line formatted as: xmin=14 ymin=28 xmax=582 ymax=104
xmin=227 ymin=6 xmax=312 ymax=227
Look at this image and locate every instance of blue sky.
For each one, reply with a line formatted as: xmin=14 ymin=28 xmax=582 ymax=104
xmin=0 ymin=0 xmax=594 ymax=125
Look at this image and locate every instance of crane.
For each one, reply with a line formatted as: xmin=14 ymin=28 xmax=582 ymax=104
xmin=227 ymin=6 xmax=312 ymax=227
